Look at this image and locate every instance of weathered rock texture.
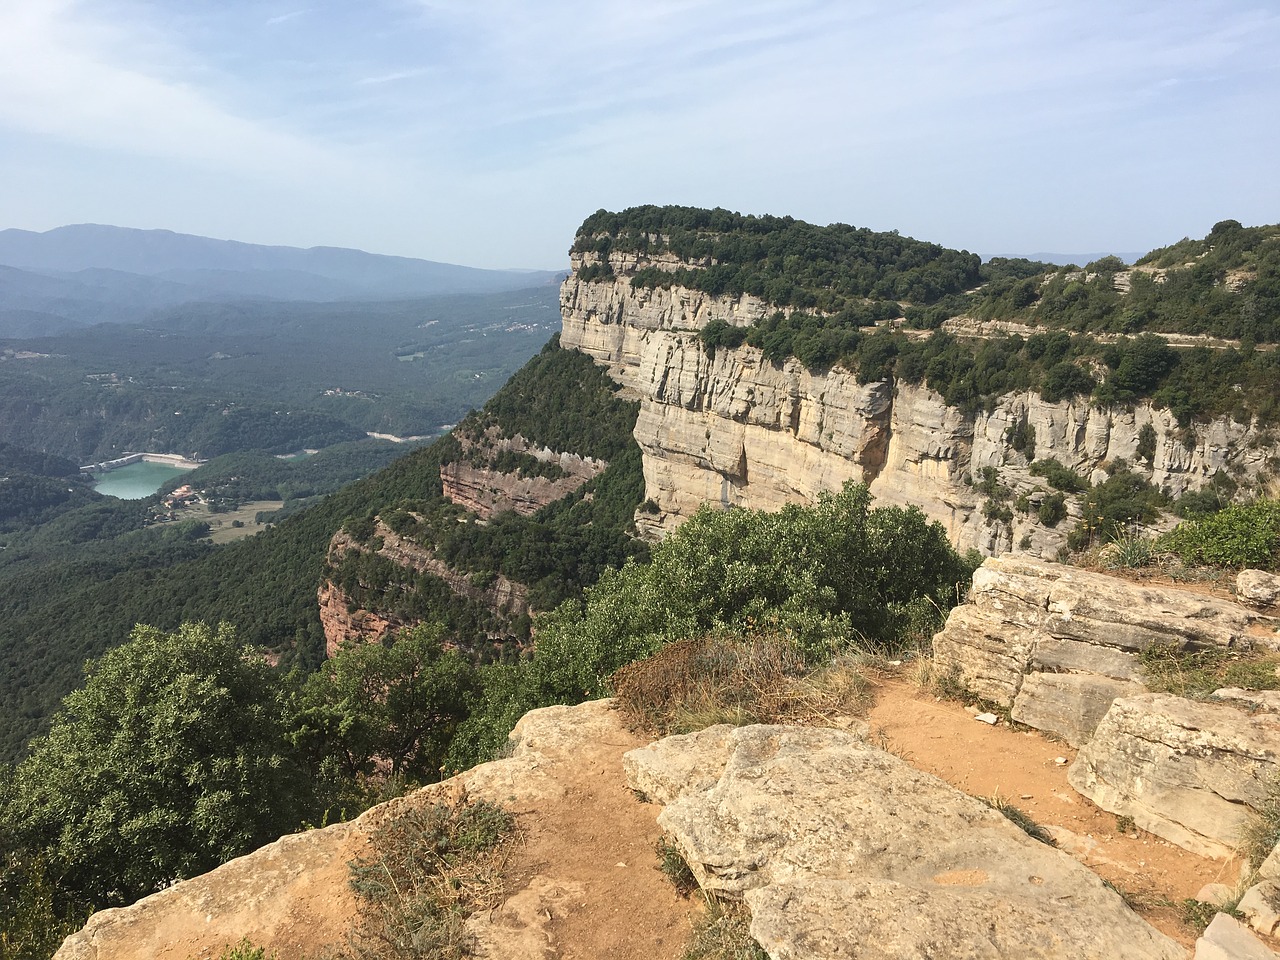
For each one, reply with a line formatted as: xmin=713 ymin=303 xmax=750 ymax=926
xmin=1240 ymin=570 xmax=1280 ymax=611
xmin=932 ymin=556 xmax=1270 ymax=746
xmin=440 ymin=430 xmax=607 ymax=519
xmin=319 ymin=523 xmax=529 ymax=655
xmin=1068 ymin=693 xmax=1280 ymax=860
xmin=1193 ymin=911 xmax=1279 ymax=960
xmin=625 ymin=723 xmax=1184 ymax=960
xmin=561 ymin=251 xmax=1280 ymax=551
xmin=54 ymin=701 xmax=631 ymax=960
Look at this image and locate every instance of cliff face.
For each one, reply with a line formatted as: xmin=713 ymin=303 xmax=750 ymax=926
xmin=561 ymin=251 xmax=1279 ymax=554
xmin=320 ymin=524 xmax=530 ymax=655
xmin=439 ymin=429 xmax=607 ymax=519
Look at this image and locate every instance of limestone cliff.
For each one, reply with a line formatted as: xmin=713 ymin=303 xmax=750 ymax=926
xmin=561 ymin=250 xmax=1280 ymax=553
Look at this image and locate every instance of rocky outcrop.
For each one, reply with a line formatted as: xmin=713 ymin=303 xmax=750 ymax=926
xmin=560 ymin=254 xmax=1280 ymax=551
xmin=931 ymin=556 xmax=1272 ymax=746
xmin=440 ymin=430 xmax=607 ymax=519
xmin=320 ymin=524 xmax=530 ymax=654
xmin=1193 ymin=913 xmax=1278 ymax=960
xmin=1068 ymin=694 xmax=1280 ymax=860
xmin=53 ymin=701 xmax=640 ymax=960
xmin=317 ymin=581 xmax=407 ymax=657
xmin=625 ymin=723 xmax=1184 ymax=960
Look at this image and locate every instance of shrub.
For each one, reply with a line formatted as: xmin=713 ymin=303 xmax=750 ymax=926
xmin=1037 ymin=492 xmax=1067 ymax=527
xmin=1158 ymin=499 xmax=1280 ymax=569
xmin=1029 ymin=459 xmax=1089 ymax=493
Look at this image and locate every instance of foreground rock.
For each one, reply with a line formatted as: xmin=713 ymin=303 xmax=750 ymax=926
xmin=625 ymin=724 xmax=1184 ymax=960
xmin=55 ymin=700 xmax=677 ymax=960
xmin=933 ymin=556 xmax=1270 ymax=746
xmin=1069 ymin=694 xmax=1280 ymax=860
xmin=1193 ymin=912 xmax=1277 ymax=960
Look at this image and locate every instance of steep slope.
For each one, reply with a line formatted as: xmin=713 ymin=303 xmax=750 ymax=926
xmin=316 ymin=339 xmax=646 ymax=654
xmin=562 ymin=208 xmax=1280 ymax=554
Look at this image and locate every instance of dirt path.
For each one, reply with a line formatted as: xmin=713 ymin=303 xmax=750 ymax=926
xmin=867 ymin=674 xmax=1240 ymax=947
xmin=470 ymin=706 xmax=699 ymax=959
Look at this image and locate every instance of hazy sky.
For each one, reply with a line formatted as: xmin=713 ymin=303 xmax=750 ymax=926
xmin=2 ymin=1 xmax=1278 ymax=269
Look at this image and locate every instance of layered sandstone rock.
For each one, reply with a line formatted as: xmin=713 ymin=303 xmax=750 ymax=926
xmin=440 ymin=430 xmax=607 ymax=520
xmin=625 ymin=723 xmax=1184 ymax=960
xmin=560 ymin=254 xmax=1280 ymax=552
xmin=1069 ymin=694 xmax=1280 ymax=860
xmin=319 ymin=524 xmax=529 ymax=654
xmin=931 ymin=557 xmax=1269 ymax=746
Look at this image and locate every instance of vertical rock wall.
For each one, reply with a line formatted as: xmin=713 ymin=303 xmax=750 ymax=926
xmin=560 ymin=253 xmax=1279 ymax=554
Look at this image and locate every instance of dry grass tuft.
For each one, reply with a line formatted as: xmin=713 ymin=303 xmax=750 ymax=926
xmin=610 ymin=633 xmax=875 ymax=737
xmin=341 ymin=797 xmax=517 ymax=960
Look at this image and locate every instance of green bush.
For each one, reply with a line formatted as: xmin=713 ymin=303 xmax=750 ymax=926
xmin=1029 ymin=459 xmax=1089 ymax=493
xmin=1158 ymin=499 xmax=1280 ymax=569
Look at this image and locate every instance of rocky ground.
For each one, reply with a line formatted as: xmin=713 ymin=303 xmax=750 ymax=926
xmin=59 ymin=673 xmax=1272 ymax=959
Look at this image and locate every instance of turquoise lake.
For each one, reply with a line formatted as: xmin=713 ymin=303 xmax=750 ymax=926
xmin=92 ymin=461 xmax=194 ymax=500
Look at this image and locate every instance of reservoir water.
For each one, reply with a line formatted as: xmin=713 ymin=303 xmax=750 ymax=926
xmin=92 ymin=461 xmax=194 ymax=500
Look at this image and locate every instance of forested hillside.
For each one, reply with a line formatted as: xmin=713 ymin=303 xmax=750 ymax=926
xmin=0 ymin=286 xmax=560 ymax=462
xmin=0 ymin=339 xmax=643 ymax=761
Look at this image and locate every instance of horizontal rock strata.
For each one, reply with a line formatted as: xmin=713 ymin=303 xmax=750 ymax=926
xmin=560 ymin=253 xmax=1280 ymax=553
xmin=932 ymin=556 xmax=1270 ymax=746
xmin=1068 ymin=693 xmax=1280 ymax=859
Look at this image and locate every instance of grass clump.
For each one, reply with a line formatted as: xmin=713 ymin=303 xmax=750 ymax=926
xmin=683 ymin=897 xmax=769 ymax=960
xmin=984 ymin=794 xmax=1057 ymax=846
xmin=1179 ymin=896 xmax=1244 ymax=934
xmin=610 ymin=632 xmax=873 ymax=737
xmin=342 ymin=799 xmax=515 ymax=960
xmin=215 ymin=941 xmax=279 ymax=960
xmin=1242 ymin=782 xmax=1280 ymax=871
xmin=656 ymin=837 xmax=698 ymax=896
xmin=1139 ymin=643 xmax=1280 ymax=699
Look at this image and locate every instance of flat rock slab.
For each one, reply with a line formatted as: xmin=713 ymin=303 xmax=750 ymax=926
xmin=1069 ymin=693 xmax=1280 ymax=859
xmin=625 ymin=724 xmax=1183 ymax=960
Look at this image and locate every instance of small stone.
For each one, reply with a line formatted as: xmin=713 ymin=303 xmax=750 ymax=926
xmin=1195 ymin=883 xmax=1234 ymax=906
xmin=975 ymin=712 xmax=999 ymax=725
xmin=1054 ymin=757 xmax=1068 ymax=765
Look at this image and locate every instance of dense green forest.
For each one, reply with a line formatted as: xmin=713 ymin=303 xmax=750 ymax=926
xmin=0 ymin=285 xmax=559 ymax=462
xmin=0 ymin=339 xmax=642 ymax=762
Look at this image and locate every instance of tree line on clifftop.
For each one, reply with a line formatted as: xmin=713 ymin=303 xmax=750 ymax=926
xmin=578 ymin=207 xmax=1280 ymax=425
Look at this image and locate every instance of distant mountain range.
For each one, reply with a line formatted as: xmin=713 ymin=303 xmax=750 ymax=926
xmin=0 ymin=224 xmax=564 ymax=337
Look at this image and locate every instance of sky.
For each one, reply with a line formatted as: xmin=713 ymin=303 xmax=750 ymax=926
xmin=1 ymin=1 xmax=1278 ymax=270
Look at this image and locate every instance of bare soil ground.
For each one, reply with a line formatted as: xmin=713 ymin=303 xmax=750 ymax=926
xmin=866 ymin=673 xmax=1242 ymax=949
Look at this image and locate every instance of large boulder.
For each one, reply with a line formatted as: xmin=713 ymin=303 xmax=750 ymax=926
xmin=1068 ymin=693 xmax=1280 ymax=859
xmin=625 ymin=724 xmax=1184 ymax=960
xmin=933 ymin=557 xmax=1269 ymax=746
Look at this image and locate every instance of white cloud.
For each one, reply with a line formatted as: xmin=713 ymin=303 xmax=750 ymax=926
xmin=0 ymin=0 xmax=352 ymax=181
